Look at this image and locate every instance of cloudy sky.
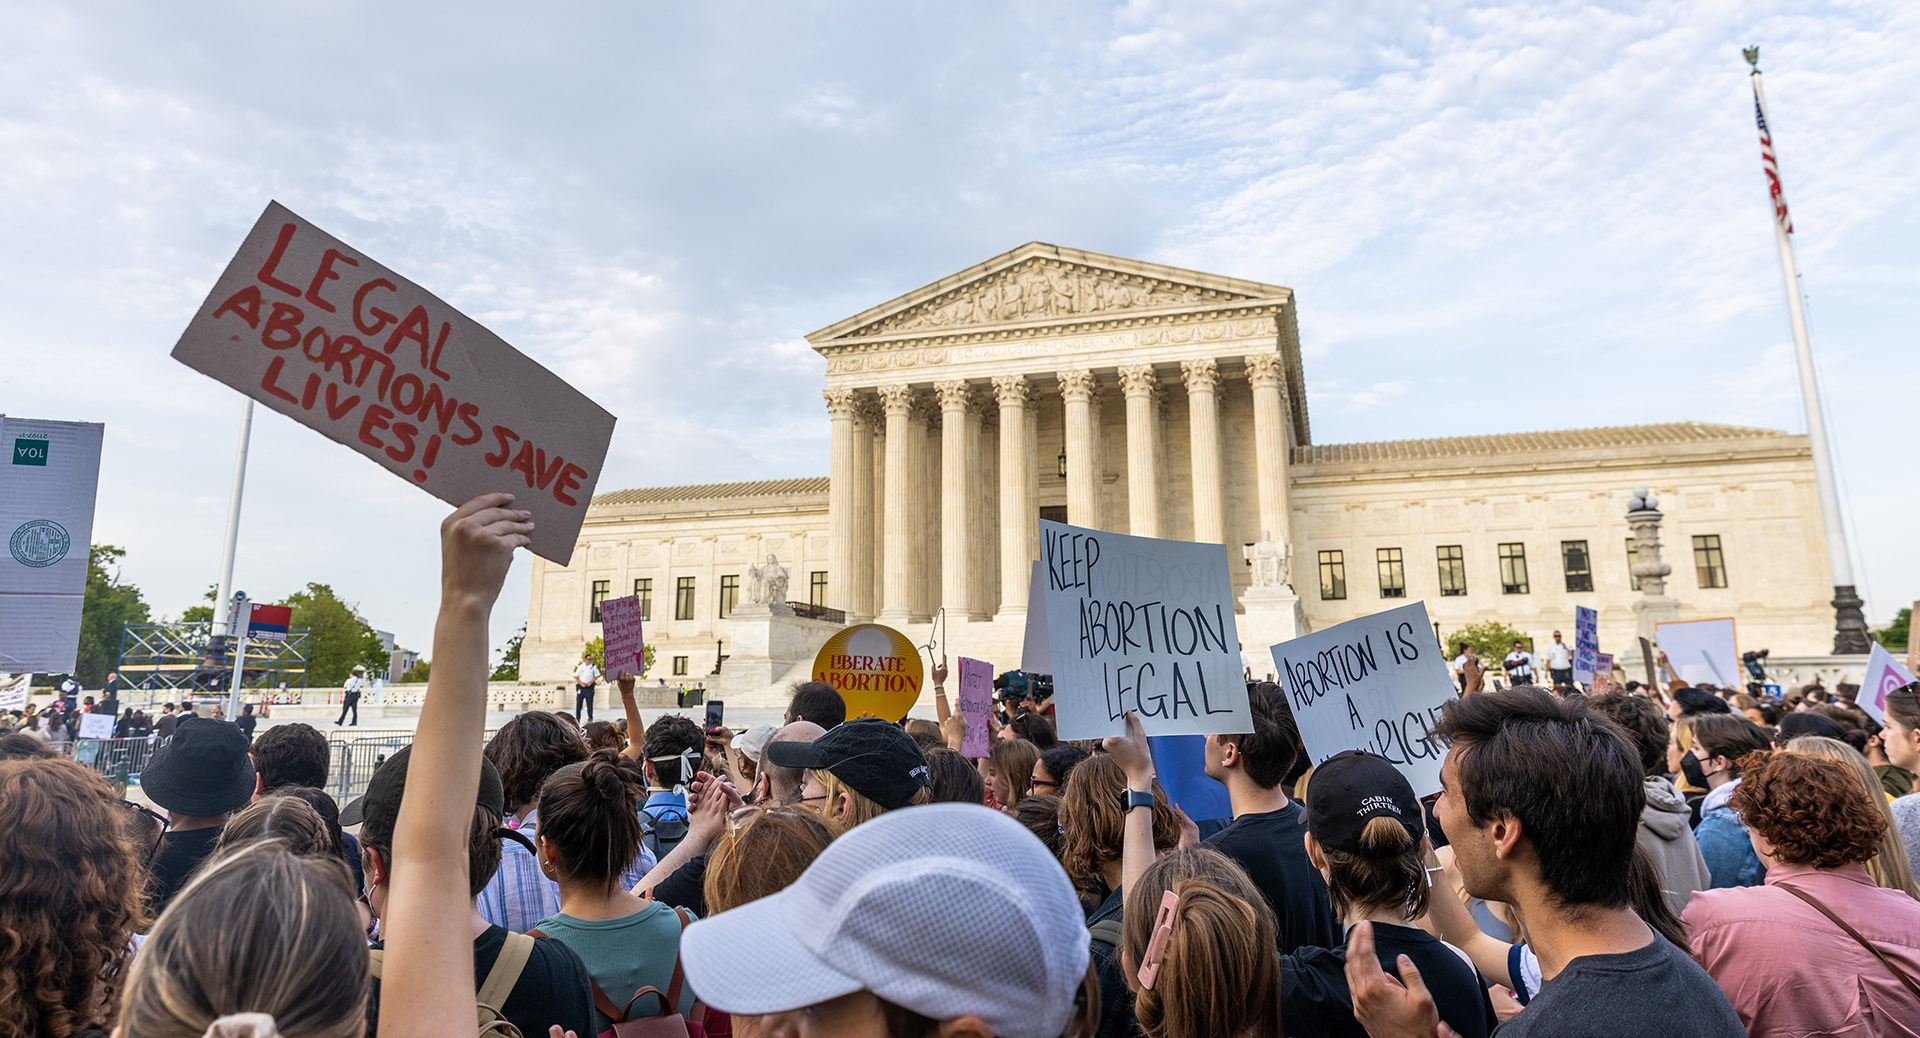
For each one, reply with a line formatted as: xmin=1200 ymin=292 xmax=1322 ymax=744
xmin=4 ymin=1 xmax=1915 ymax=664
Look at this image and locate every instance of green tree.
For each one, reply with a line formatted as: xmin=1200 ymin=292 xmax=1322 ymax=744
xmin=76 ymin=545 xmax=151 ymax=687
xmin=582 ymin=636 xmax=655 ymax=678
xmin=399 ymin=659 xmax=431 ymax=683
xmin=1444 ymin=620 xmax=1531 ymax=665
xmin=283 ymin=583 xmax=385 ymax=687
xmin=179 ymin=584 xmax=217 ymax=625
xmin=491 ymin=623 xmax=525 ymax=681
xmin=1872 ymin=608 xmax=1911 ymax=651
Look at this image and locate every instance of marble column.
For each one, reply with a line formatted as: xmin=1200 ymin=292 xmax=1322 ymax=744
xmin=935 ymin=380 xmax=973 ymax=621
xmin=969 ymin=401 xmax=995 ymax=620
xmin=824 ymin=388 xmax=858 ymax=615
xmin=910 ymin=399 xmax=935 ymax=623
xmin=877 ymin=384 xmax=915 ymax=625
xmin=1182 ymin=358 xmax=1225 ymax=544
xmin=994 ymin=375 xmax=1032 ymax=616
xmin=851 ymin=399 xmax=876 ymax=623
xmin=1118 ymin=364 xmax=1162 ymax=538
xmin=1245 ymin=354 xmax=1293 ymax=547
xmin=1059 ymin=370 xmax=1099 ymax=528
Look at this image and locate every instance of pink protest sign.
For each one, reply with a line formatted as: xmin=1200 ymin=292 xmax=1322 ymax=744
xmin=957 ymin=656 xmax=994 ymax=758
xmin=600 ymin=595 xmax=646 ymax=680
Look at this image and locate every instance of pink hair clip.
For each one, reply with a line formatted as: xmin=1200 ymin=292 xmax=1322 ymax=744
xmin=1136 ymin=889 xmax=1179 ymax=990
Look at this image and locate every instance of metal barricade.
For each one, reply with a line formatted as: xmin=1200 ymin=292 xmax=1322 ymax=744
xmin=74 ymin=735 xmax=164 ymax=789
xmin=323 ymin=727 xmax=503 ymax=802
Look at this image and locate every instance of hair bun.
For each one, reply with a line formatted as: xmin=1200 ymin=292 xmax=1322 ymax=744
xmin=202 ymin=1014 xmax=281 ymax=1038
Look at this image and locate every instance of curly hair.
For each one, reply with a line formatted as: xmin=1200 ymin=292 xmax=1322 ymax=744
xmin=1731 ymin=750 xmax=1886 ymax=870
xmin=642 ymin=714 xmax=706 ymax=788
xmin=0 ymin=759 xmax=151 ymax=1038
xmin=1058 ymin=753 xmax=1180 ymax=907
xmin=485 ymin=711 xmax=586 ymax=812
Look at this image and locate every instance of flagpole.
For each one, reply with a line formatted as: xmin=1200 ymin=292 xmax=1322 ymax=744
xmin=1746 ymin=46 xmax=1869 ymax=654
xmin=211 ymin=399 xmax=254 ymax=688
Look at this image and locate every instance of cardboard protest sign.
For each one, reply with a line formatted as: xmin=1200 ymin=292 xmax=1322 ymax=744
xmin=1859 ymin=642 xmax=1913 ymax=723
xmin=812 ymin=623 xmax=925 ymax=721
xmin=1572 ymin=606 xmax=1599 ymax=684
xmin=78 ymin=712 xmax=115 ymax=740
xmin=170 ymin=202 xmax=614 ymax=564
xmin=0 ymin=416 xmax=103 ymax=675
xmin=600 ymin=594 xmax=646 ymax=680
xmin=1271 ymin=601 xmax=1455 ymax=796
xmin=956 ymin=656 xmax=994 ymax=757
xmin=0 ymin=674 xmax=29 ymax=711
xmin=1655 ymin=618 xmax=1738 ymax=687
xmin=1038 ymin=519 xmax=1249 ymax=741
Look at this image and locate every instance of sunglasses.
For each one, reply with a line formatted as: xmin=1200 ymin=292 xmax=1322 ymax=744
xmin=120 ymin=800 xmax=170 ymax=860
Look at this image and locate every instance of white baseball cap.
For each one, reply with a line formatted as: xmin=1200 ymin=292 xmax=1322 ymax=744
xmin=735 ymin=723 xmax=779 ymax=767
xmin=680 ymin=803 xmax=1090 ymax=1036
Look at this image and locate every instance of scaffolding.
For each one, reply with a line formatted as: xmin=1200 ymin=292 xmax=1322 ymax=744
xmin=117 ymin=621 xmax=310 ymax=691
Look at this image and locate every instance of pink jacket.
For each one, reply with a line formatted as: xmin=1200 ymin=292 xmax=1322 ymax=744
xmin=1684 ymin=861 xmax=1920 ymax=1038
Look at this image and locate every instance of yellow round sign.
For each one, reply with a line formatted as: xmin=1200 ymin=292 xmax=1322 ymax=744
xmin=811 ymin=623 xmax=926 ymax=721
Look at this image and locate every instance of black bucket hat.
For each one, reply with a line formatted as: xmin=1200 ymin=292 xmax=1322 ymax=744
xmin=141 ymin=716 xmax=256 ymax=816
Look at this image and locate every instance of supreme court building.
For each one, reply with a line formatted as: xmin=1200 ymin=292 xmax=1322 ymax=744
xmin=523 ymin=243 xmax=1841 ymax=701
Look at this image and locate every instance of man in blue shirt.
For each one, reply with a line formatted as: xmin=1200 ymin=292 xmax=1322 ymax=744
xmin=640 ymin=714 xmax=704 ymax=859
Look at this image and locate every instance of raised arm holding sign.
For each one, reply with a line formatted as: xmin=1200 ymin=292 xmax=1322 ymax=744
xmin=1038 ymin=519 xmax=1250 ymax=741
xmin=170 ymin=202 xmax=615 ymax=563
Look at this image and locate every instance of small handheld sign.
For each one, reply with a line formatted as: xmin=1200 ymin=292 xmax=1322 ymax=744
xmin=956 ymin=656 xmax=994 ymax=757
xmin=599 ymin=595 xmax=647 ymax=680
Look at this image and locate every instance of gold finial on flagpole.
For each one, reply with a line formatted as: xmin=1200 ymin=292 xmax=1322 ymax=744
xmin=1743 ymin=45 xmax=1760 ymax=71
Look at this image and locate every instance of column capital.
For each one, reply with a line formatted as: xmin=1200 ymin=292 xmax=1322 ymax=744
xmin=825 ymin=387 xmax=860 ymax=418
xmin=877 ymin=383 xmax=915 ymax=416
xmin=1179 ymin=358 xmax=1221 ymax=394
xmin=1244 ymin=352 xmax=1285 ymax=389
xmin=856 ymin=398 xmax=885 ymax=430
xmin=992 ymin=374 xmax=1030 ymax=409
xmin=1118 ymin=364 xmax=1159 ymax=398
xmin=1057 ymin=369 xmax=1095 ymax=403
xmin=933 ymin=379 xmax=972 ymax=412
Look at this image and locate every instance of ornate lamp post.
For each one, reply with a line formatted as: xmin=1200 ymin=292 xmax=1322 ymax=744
xmin=1626 ymin=487 xmax=1680 ymax=660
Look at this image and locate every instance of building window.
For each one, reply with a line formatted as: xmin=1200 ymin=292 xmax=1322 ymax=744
xmin=1498 ymin=544 xmax=1529 ymax=594
xmin=634 ymin=579 xmax=652 ymax=621
xmin=589 ymin=580 xmax=609 ymax=623
xmin=810 ymin=571 xmax=828 ymax=607
xmin=1437 ymin=546 xmax=1468 ymax=596
xmin=675 ymin=577 xmax=696 ymax=621
xmin=1376 ymin=548 xmax=1405 ymax=598
xmin=1318 ymin=550 xmax=1347 ymax=601
xmin=1693 ymin=535 xmax=1728 ymax=588
xmin=719 ymin=575 xmax=739 ymax=618
xmin=1625 ymin=538 xmax=1642 ymax=591
xmin=1561 ymin=540 xmax=1593 ymax=592
xmin=671 ymin=655 xmax=689 ymax=677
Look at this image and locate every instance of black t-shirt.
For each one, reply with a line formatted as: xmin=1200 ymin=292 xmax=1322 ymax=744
xmin=149 ymin=824 xmax=225 ymax=916
xmin=1282 ymin=922 xmax=1497 ymax=1038
xmin=367 ymin=924 xmax=593 ymax=1038
xmin=1493 ymin=934 xmax=1743 ymax=1038
xmin=1203 ymin=802 xmax=1339 ymax=954
xmin=651 ymin=851 xmax=709 ymax=917
xmin=235 ymin=714 xmax=257 ymax=740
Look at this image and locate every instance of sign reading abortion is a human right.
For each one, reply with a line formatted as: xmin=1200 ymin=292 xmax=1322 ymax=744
xmin=1271 ymin=601 xmax=1455 ymax=796
xmin=170 ymin=202 xmax=615 ymax=564
xmin=1039 ymin=518 xmax=1250 ymax=741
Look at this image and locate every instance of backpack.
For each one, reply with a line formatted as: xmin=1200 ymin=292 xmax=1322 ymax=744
xmin=532 ymin=909 xmax=703 ymax=1038
xmin=1088 ymin=917 xmax=1122 ymax=949
xmin=642 ymin=804 xmax=689 ymax=860
xmin=368 ymin=929 xmax=535 ymax=1037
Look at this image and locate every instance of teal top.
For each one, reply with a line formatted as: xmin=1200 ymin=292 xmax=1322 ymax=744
xmin=534 ymin=902 xmax=698 ymax=1030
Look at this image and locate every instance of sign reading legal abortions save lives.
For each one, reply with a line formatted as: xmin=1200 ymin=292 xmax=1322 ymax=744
xmin=1272 ymin=601 xmax=1455 ymax=796
xmin=1038 ymin=518 xmax=1251 ymax=741
xmin=170 ymin=202 xmax=616 ymax=564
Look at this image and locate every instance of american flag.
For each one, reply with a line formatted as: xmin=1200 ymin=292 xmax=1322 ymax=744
xmin=1754 ymin=86 xmax=1793 ymax=233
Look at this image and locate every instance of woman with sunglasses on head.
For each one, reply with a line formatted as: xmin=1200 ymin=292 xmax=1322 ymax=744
xmin=0 ymin=757 xmax=151 ymax=1037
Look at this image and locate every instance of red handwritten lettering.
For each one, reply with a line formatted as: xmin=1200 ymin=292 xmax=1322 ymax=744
xmin=300 ymin=325 xmax=331 ymax=365
xmin=324 ymin=382 xmax=361 ymax=421
xmin=300 ymin=373 xmax=320 ymax=410
xmin=212 ymin=285 xmax=264 ymax=328
xmin=352 ymin=278 xmax=398 ymax=336
xmin=383 ymin=305 xmax=431 ymax=363
xmin=359 ymin=404 xmax=394 ymax=451
xmin=256 ymin=223 xmax=304 ymax=297
xmin=428 ymin=321 xmax=453 ymax=381
xmin=554 ymin=463 xmax=587 ymax=507
xmin=260 ymin=356 xmax=301 ymax=404
xmin=508 ymin=439 xmax=538 ymax=486
xmin=386 ymin=420 xmax=418 ymax=463
xmin=262 ymin=302 xmax=304 ymax=349
xmin=453 ymin=403 xmax=483 ymax=446
xmin=533 ymin=449 xmax=565 ymax=490
xmin=415 ymin=383 xmax=459 ymax=433
xmin=303 ymin=248 xmax=358 ymax=313
xmin=390 ymin=373 xmax=424 ymax=414
xmin=484 ymin=425 xmax=520 ymax=467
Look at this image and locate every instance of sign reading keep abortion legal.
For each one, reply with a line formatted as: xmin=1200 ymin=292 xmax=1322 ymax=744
xmin=170 ymin=202 xmax=615 ymax=564
xmin=1271 ymin=601 xmax=1456 ymax=796
xmin=1038 ymin=519 xmax=1250 ymax=741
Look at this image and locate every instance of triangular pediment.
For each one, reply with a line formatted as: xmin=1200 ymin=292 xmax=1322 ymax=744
xmin=808 ymin=242 xmax=1292 ymax=344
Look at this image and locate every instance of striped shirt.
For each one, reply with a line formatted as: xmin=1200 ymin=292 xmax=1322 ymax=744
xmin=478 ymin=808 xmax=657 ymax=933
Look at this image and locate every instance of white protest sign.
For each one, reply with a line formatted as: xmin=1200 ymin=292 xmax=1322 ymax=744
xmin=0 ymin=674 xmax=29 ymax=711
xmin=78 ymin=711 xmax=116 ymax=740
xmin=1655 ymin=618 xmax=1738 ymax=688
xmin=1573 ymin=606 xmax=1599 ymax=684
xmin=599 ymin=595 xmax=646 ymax=680
xmin=1020 ymin=560 xmax=1051 ymax=674
xmin=170 ymin=202 xmax=615 ymax=564
xmin=1860 ymin=642 xmax=1913 ymax=724
xmin=0 ymin=416 xmax=104 ymax=675
xmin=957 ymin=656 xmax=994 ymax=757
xmin=1038 ymin=519 xmax=1249 ymax=741
xmin=1271 ymin=601 xmax=1455 ymax=796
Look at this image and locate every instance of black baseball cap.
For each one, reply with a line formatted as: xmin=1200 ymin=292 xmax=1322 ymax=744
xmin=1304 ymin=750 xmax=1423 ymax=855
xmin=340 ymin=745 xmax=506 ymax=849
xmin=764 ymin=718 xmax=930 ymax=810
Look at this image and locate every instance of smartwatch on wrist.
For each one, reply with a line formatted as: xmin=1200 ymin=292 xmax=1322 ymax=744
xmin=1125 ymin=789 xmax=1155 ymax=812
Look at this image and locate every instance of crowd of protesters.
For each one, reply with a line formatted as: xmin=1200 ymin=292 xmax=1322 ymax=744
xmin=3 ymin=494 xmax=1919 ymax=1037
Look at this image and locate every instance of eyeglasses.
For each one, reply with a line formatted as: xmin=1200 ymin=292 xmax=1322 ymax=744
xmin=120 ymin=800 xmax=170 ymax=860
xmin=1030 ymin=778 xmax=1059 ymax=791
